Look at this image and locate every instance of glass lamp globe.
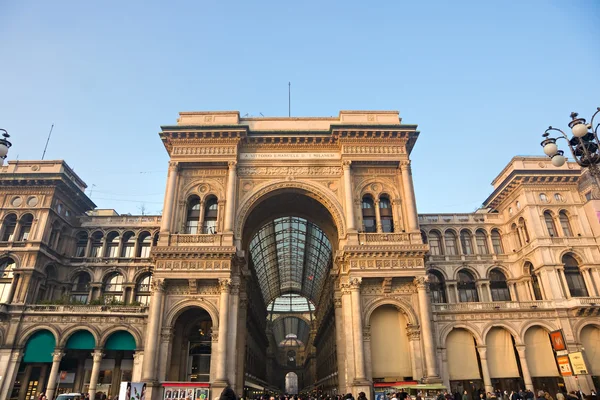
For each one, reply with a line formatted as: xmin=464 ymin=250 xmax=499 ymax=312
xmin=572 ymin=123 xmax=588 ymax=138
xmin=543 ymin=142 xmax=558 ymax=157
xmin=0 ymin=143 xmax=8 ymax=158
xmin=551 ymin=154 xmax=566 ymax=167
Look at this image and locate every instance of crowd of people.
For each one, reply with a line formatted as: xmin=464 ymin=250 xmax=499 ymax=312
xmin=432 ymin=389 xmax=598 ymax=400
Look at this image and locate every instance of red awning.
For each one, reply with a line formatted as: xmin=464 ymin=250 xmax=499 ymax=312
xmin=374 ymin=381 xmax=418 ymax=388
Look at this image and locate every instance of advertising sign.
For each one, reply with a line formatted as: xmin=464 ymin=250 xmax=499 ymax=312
xmin=163 ymin=387 xmax=209 ymax=400
xmin=568 ymin=352 xmax=589 ymax=375
xmin=556 ymin=355 xmax=573 ymax=377
xmin=119 ymin=382 xmax=148 ymax=400
xmin=549 ymin=330 xmax=567 ymax=351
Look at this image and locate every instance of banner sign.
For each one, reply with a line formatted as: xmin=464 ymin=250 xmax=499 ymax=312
xmin=568 ymin=352 xmax=589 ymax=375
xmin=119 ymin=382 xmax=147 ymax=400
xmin=549 ymin=330 xmax=567 ymax=351
xmin=556 ymin=355 xmax=573 ymax=377
xmin=163 ymin=387 xmax=209 ymax=400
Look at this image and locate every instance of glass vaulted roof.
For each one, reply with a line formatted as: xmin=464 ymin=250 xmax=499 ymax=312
xmin=273 ymin=317 xmax=310 ymax=347
xmin=249 ymin=216 xmax=332 ymax=306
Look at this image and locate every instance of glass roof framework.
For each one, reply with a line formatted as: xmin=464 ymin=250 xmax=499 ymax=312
xmin=268 ymin=293 xmax=315 ymax=316
xmin=273 ymin=317 xmax=311 ymax=347
xmin=249 ymin=217 xmax=332 ymax=306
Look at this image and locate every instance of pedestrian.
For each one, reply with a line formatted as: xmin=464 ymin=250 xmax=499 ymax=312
xmin=462 ymin=391 xmax=469 ymax=400
xmin=220 ymin=387 xmax=238 ymax=400
xmin=358 ymin=392 xmax=368 ymax=400
xmin=557 ymin=392 xmax=565 ymax=400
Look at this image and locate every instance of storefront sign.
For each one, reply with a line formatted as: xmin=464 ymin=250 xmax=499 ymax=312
xmin=568 ymin=352 xmax=589 ymax=375
xmin=549 ymin=330 xmax=567 ymax=351
xmin=162 ymin=384 xmax=209 ymax=400
xmin=240 ymin=152 xmax=340 ymax=160
xmin=556 ymin=355 xmax=573 ymax=377
xmin=118 ymin=382 xmax=147 ymax=400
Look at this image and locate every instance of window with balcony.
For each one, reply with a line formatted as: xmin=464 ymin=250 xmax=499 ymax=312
xmin=428 ymin=230 xmax=442 ymax=255
xmin=445 ymin=231 xmax=458 ymax=255
xmin=137 ymin=231 xmax=152 ymax=258
xmin=457 ymin=270 xmax=479 ymax=303
xmin=105 ymin=232 xmax=120 ymax=258
xmin=491 ymin=229 xmax=504 ymax=254
xmin=75 ymin=232 xmax=88 ymax=257
xmin=90 ymin=231 xmax=104 ymax=258
xmin=135 ymin=274 xmax=152 ymax=306
xmin=71 ymin=272 xmax=91 ymax=303
xmin=379 ymin=196 xmax=394 ymax=233
xmin=559 ymin=211 xmax=572 ymax=236
xmin=429 ymin=270 xmax=447 ymax=303
xmin=544 ymin=211 xmax=557 ymax=237
xmin=563 ymin=254 xmax=589 ymax=297
xmin=16 ymin=214 xmax=33 ymax=241
xmin=120 ymin=232 xmax=135 ymax=258
xmin=0 ymin=258 xmax=15 ymax=303
xmin=475 ymin=229 xmax=489 ymax=254
xmin=490 ymin=268 xmax=511 ymax=301
xmin=361 ymin=196 xmax=376 ymax=233
xmin=202 ymin=197 xmax=218 ymax=234
xmin=104 ymin=273 xmax=124 ymax=302
xmin=1 ymin=214 xmax=17 ymax=242
xmin=186 ymin=196 xmax=201 ymax=234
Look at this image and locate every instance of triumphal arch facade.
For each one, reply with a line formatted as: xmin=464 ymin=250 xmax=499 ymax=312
xmin=146 ymin=110 xmax=437 ymax=398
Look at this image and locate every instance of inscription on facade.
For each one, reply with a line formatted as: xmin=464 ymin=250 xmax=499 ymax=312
xmin=239 ymin=152 xmax=340 ymax=160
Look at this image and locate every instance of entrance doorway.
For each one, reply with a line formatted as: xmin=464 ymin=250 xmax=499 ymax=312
xmin=169 ymin=308 xmax=213 ymax=382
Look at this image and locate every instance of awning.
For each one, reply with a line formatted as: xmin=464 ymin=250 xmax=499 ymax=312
xmin=374 ymin=381 xmax=418 ymax=388
xmin=245 ymin=381 xmax=265 ymax=390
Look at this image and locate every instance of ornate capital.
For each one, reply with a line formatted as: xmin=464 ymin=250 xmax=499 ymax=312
xmin=218 ymin=278 xmax=232 ymax=293
xmin=342 ymin=160 xmax=352 ymax=170
xmin=476 ymin=345 xmax=487 ymax=358
xmin=349 ymin=277 xmax=362 ymax=290
xmin=160 ymin=328 xmax=174 ymax=343
xmin=363 ymin=325 xmax=371 ymax=341
xmin=333 ymin=297 xmax=342 ymax=308
xmin=91 ymin=350 xmax=104 ymax=362
xmin=133 ymin=351 xmax=143 ymax=362
xmin=414 ymin=275 xmax=429 ymax=291
xmin=230 ymin=282 xmax=240 ymax=295
xmin=168 ymin=161 xmax=179 ymax=171
xmin=400 ymin=160 xmax=411 ymax=170
xmin=228 ymin=160 xmax=237 ymax=169
xmin=406 ymin=324 xmax=421 ymax=341
xmin=151 ymin=278 xmax=166 ymax=293
xmin=211 ymin=331 xmax=219 ymax=342
xmin=52 ymin=350 xmax=65 ymax=362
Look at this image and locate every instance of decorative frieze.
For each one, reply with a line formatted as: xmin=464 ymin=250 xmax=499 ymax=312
xmin=155 ymin=259 xmax=231 ymax=271
xmin=342 ymin=145 xmax=405 ymax=155
xmin=237 ymin=166 xmax=342 ymax=176
xmin=172 ymin=146 xmax=236 ymax=156
xmin=348 ymin=258 xmax=424 ymax=270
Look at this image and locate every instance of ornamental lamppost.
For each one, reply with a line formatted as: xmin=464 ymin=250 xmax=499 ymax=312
xmin=541 ymin=107 xmax=600 ymax=185
xmin=0 ymin=129 xmax=12 ymax=165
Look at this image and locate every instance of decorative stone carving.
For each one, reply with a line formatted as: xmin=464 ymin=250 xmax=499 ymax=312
xmin=172 ymin=146 xmax=236 ymax=156
xmin=151 ymin=278 xmax=166 ymax=293
xmin=333 ymin=297 xmax=342 ymax=308
xmin=349 ymin=277 xmax=362 ymax=290
xmin=406 ymin=324 xmax=421 ymax=341
xmin=218 ymin=278 xmax=232 ymax=293
xmin=211 ymin=331 xmax=219 ymax=342
xmin=237 ymin=166 xmax=342 ymax=176
xmin=414 ymin=275 xmax=430 ymax=291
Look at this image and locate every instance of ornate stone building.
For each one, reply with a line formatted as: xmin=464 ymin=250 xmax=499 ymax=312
xmin=0 ymin=111 xmax=598 ymax=400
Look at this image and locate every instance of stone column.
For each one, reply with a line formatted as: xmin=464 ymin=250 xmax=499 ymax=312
xmin=446 ymin=281 xmax=458 ymax=303
xmin=214 ymin=278 xmax=231 ymax=385
xmin=227 ymin=279 xmax=240 ymax=391
xmin=88 ymin=350 xmax=104 ymax=400
xmin=476 ymin=346 xmax=493 ymax=393
xmin=374 ymin=199 xmax=382 ymax=233
xmin=349 ymin=278 xmax=367 ymax=382
xmin=6 ymin=274 xmax=19 ymax=304
xmin=515 ymin=345 xmax=534 ymax=390
xmin=198 ymin=202 xmax=206 ymax=233
xmin=132 ymin=351 xmax=143 ymax=382
xmin=141 ymin=278 xmax=165 ymax=382
xmin=508 ymin=282 xmax=518 ymax=301
xmin=415 ymin=276 xmax=441 ymax=380
xmin=581 ymin=268 xmax=597 ymax=296
xmin=45 ymin=349 xmax=65 ymax=400
xmin=159 ymin=161 xmax=179 ymax=235
xmin=0 ymin=350 xmax=23 ymax=400
xmin=223 ymin=161 xmax=237 ymax=233
xmin=406 ymin=324 xmax=421 ymax=380
xmin=333 ymin=296 xmax=347 ymax=393
xmin=342 ymin=161 xmax=356 ymax=232
xmin=526 ymin=280 xmax=536 ymax=300
xmin=557 ymin=268 xmax=571 ymax=298
xmin=400 ymin=162 xmax=419 ymax=232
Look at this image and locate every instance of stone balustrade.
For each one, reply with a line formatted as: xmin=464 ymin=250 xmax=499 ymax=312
xmin=171 ymin=233 xmax=223 ymax=245
xmin=13 ymin=304 xmax=149 ymax=314
xmin=432 ymin=297 xmax=600 ymax=312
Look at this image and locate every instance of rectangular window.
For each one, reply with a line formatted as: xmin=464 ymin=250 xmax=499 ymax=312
xmin=121 ymin=245 xmax=134 ymax=258
xmin=186 ymin=220 xmax=199 ymax=234
xmin=107 ymin=246 xmax=119 ymax=258
xmin=76 ymin=245 xmax=86 ymax=258
xmin=492 ymin=236 xmax=503 ymax=254
xmin=446 ymin=240 xmax=457 ymax=255
xmin=429 ymin=238 xmax=441 ymax=255
xmin=140 ymin=246 xmax=151 ymax=258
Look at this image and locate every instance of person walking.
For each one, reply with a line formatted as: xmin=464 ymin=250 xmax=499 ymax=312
xmin=358 ymin=392 xmax=368 ymax=400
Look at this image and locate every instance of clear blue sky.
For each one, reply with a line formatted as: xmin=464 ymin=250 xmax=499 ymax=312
xmin=1 ymin=1 xmax=599 ymax=215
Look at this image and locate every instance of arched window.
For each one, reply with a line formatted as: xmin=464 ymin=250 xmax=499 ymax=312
xmin=445 ymin=231 xmax=458 ymax=255
xmin=379 ymin=196 xmax=394 ymax=233
xmin=519 ymin=217 xmax=530 ymax=243
xmin=361 ymin=196 xmax=376 ymax=233
xmin=475 ymin=229 xmax=489 ymax=254
xmin=563 ymin=255 xmax=588 ymax=297
xmin=528 ymin=263 xmax=543 ymax=300
xmin=90 ymin=232 xmax=104 ymax=258
xmin=16 ymin=214 xmax=33 ymax=241
xmin=1 ymin=214 xmax=17 ymax=242
xmin=0 ymin=258 xmax=15 ymax=303
xmin=428 ymin=231 xmax=442 ymax=255
xmin=544 ymin=211 xmax=557 ymax=237
xmin=512 ymin=223 xmax=522 ymax=248
xmin=429 ymin=270 xmax=447 ymax=303
xmin=135 ymin=274 xmax=152 ymax=306
xmin=137 ymin=232 xmax=152 ymax=258
xmin=75 ymin=232 xmax=88 ymax=257
xmin=185 ymin=196 xmax=201 ymax=234
xmin=491 ymin=229 xmax=504 ymax=254
xmin=104 ymin=273 xmax=124 ymax=302
xmin=460 ymin=230 xmax=474 ymax=255
xmin=120 ymin=232 xmax=135 ymax=258
xmin=457 ymin=270 xmax=479 ymax=302
xmin=71 ymin=272 xmax=91 ymax=303
xmin=490 ymin=268 xmax=511 ymax=301
xmin=559 ymin=211 xmax=572 ymax=236
xmin=105 ymin=232 xmax=120 ymax=258
xmin=202 ymin=197 xmax=218 ymax=234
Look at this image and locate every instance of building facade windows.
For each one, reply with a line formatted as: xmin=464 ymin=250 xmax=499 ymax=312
xmin=526 ymin=263 xmax=543 ymax=301
xmin=17 ymin=214 xmax=33 ymax=241
xmin=120 ymin=232 xmax=135 ymax=258
xmin=361 ymin=196 xmax=376 ymax=233
xmin=429 ymin=270 xmax=447 ymax=303
xmin=489 ymin=268 xmax=511 ymax=301
xmin=457 ymin=270 xmax=479 ymax=303
xmin=105 ymin=232 xmax=120 ymax=258
xmin=135 ymin=274 xmax=152 ymax=306
xmin=186 ymin=196 xmax=201 ymax=234
xmin=138 ymin=232 xmax=152 ymax=258
xmin=202 ymin=197 xmax=218 ymax=234
xmin=559 ymin=211 xmax=572 ymax=236
xmin=428 ymin=230 xmax=442 ymax=255
xmin=75 ymin=232 xmax=88 ymax=257
xmin=379 ymin=196 xmax=394 ymax=233
xmin=445 ymin=231 xmax=458 ymax=255
xmin=103 ymin=273 xmax=124 ymax=302
xmin=71 ymin=272 xmax=91 ymax=303
xmin=544 ymin=211 xmax=557 ymax=237
xmin=562 ymin=255 xmax=588 ymax=297
xmin=460 ymin=230 xmax=474 ymax=255
xmin=475 ymin=229 xmax=489 ymax=254
xmin=491 ymin=229 xmax=504 ymax=254
xmin=90 ymin=232 xmax=104 ymax=258
xmin=0 ymin=258 xmax=15 ymax=303
xmin=1 ymin=214 xmax=17 ymax=241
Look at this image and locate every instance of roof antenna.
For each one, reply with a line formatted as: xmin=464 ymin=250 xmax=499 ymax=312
xmin=288 ymin=82 xmax=291 ymax=117
xmin=41 ymin=124 xmax=54 ymax=160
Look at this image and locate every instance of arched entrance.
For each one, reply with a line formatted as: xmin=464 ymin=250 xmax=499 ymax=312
xmin=239 ymin=189 xmax=340 ymax=396
xmin=168 ymin=307 xmax=214 ymax=382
